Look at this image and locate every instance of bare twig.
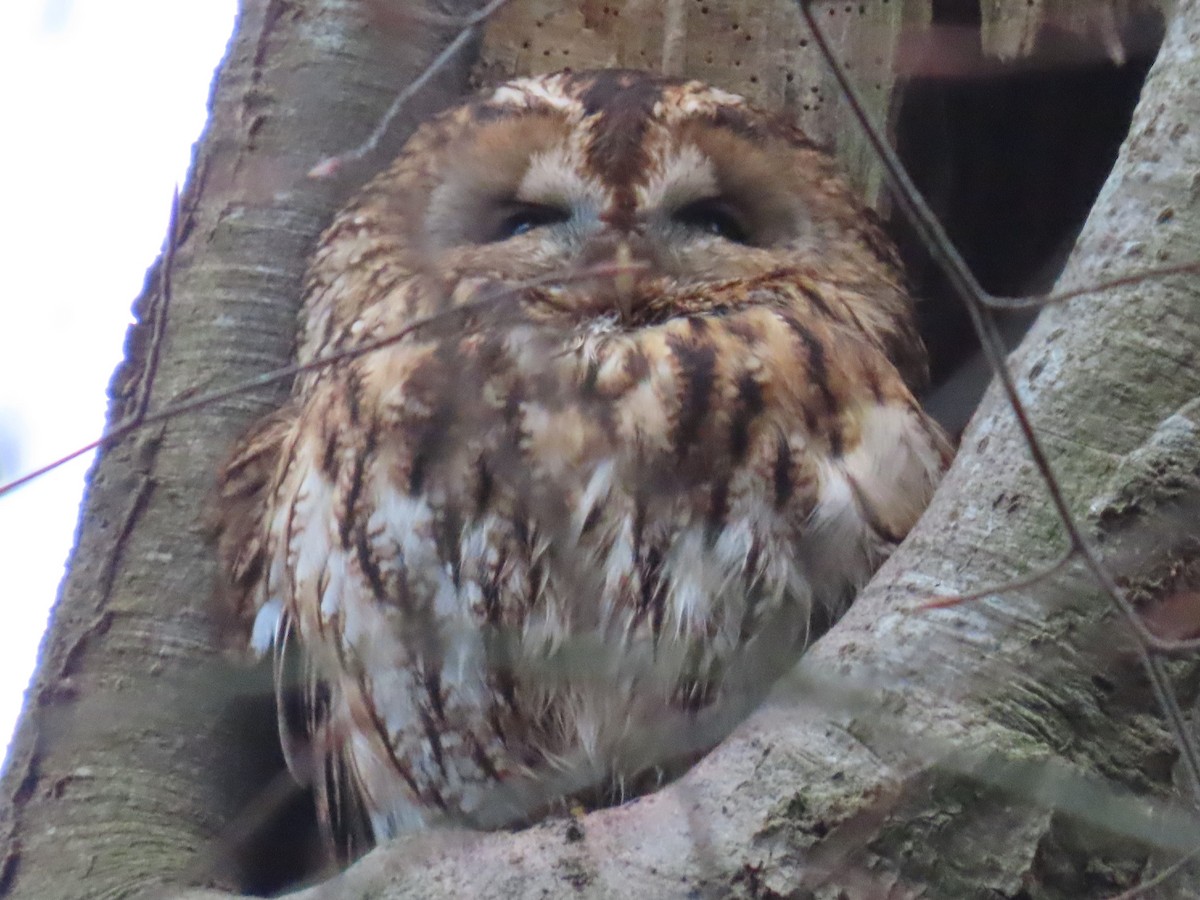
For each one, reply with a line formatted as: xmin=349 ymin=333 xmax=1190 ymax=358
xmin=0 ymin=263 xmax=643 ymax=499
xmin=124 ymin=184 xmax=181 ymax=426
xmin=0 ymin=188 xmax=185 ymax=494
xmin=915 ymin=547 xmax=1077 ymax=610
xmin=384 ymin=2 xmax=514 ymax=28
xmin=915 ymin=549 xmax=1200 ymax=655
xmin=987 ymin=261 xmax=1200 ymax=311
xmin=1106 ymin=841 xmax=1200 ymax=899
xmin=661 ymin=0 xmax=688 ymax=76
xmin=309 ymin=0 xmax=515 ymax=179
xmin=186 ymin=766 xmax=309 ymax=886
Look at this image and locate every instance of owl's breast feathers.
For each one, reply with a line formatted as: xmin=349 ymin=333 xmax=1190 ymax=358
xmin=216 ymin=266 xmax=948 ymax=836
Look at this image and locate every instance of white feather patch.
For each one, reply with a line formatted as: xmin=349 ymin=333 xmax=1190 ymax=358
xmin=841 ymin=403 xmax=944 ymax=537
xmin=518 ymin=147 xmax=605 ymax=209
xmin=250 ymin=597 xmax=283 ymax=656
xmin=636 ymin=144 xmax=716 ymax=210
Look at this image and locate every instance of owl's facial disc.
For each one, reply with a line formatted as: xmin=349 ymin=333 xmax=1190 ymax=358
xmin=417 ymin=70 xmax=904 ymax=315
xmin=426 ymin=120 xmax=770 ymax=263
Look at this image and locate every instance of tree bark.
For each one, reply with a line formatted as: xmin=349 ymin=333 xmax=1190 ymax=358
xmin=0 ymin=2 xmax=484 ymax=896
xmin=2 ymin=0 xmax=1197 ymax=898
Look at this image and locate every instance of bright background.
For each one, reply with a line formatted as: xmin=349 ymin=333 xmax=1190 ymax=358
xmin=0 ymin=1 xmax=239 ymax=760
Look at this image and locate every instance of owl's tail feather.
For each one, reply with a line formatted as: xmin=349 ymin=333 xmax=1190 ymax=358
xmin=271 ymin=609 xmax=374 ymax=861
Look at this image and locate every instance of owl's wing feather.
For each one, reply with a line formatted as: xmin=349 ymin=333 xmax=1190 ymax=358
xmin=212 ymin=406 xmax=296 ymax=650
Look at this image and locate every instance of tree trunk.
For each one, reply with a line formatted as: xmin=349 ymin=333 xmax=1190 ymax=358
xmin=0 ymin=2 xmax=484 ymax=896
xmin=2 ymin=0 xmax=1197 ymax=897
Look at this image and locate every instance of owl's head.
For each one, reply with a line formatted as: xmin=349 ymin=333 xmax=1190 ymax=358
xmin=309 ymin=69 xmax=923 ymax=383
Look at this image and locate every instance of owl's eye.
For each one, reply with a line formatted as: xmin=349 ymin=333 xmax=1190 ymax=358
xmin=492 ymin=203 xmax=571 ymax=241
xmin=672 ymin=199 xmax=749 ymax=244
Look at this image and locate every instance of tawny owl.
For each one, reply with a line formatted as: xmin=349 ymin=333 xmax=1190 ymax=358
xmin=216 ymin=69 xmax=950 ymax=847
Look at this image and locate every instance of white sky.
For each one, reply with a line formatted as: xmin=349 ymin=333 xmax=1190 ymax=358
xmin=0 ymin=1 xmax=239 ymax=758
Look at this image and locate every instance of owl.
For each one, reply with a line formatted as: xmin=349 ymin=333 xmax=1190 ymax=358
xmin=215 ymin=69 xmax=951 ymax=848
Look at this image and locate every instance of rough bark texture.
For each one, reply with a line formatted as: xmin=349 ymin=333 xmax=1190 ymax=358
xmin=2 ymin=0 xmax=1197 ymax=898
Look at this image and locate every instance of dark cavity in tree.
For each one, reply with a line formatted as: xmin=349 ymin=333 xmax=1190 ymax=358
xmin=893 ymin=4 xmax=1165 ymax=434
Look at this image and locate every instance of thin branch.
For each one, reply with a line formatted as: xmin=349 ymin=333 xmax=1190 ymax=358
xmin=915 ymin=547 xmax=1077 ymax=610
xmin=309 ymin=0 xmax=515 ymax=179
xmin=186 ymin=767 xmax=309 ymax=886
xmin=987 ymin=261 xmax=1200 ymax=311
xmin=125 ymin=184 xmax=180 ymax=426
xmin=386 ymin=2 xmax=514 ymax=28
xmin=916 ymin=549 xmax=1200 ymax=655
xmin=661 ymin=0 xmax=688 ymax=76
xmin=0 ymin=187 xmax=185 ymax=495
xmin=0 ymin=263 xmax=643 ymax=499
xmin=1107 ymin=841 xmax=1200 ymax=899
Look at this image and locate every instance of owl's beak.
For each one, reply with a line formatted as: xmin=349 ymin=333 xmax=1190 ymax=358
xmin=611 ymin=241 xmax=637 ymax=320
xmin=577 ymin=231 xmax=658 ymax=322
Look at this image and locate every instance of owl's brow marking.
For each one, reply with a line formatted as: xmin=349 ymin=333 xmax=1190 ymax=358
xmin=579 ymin=70 xmax=662 ymax=191
xmin=798 ymin=0 xmax=1200 ymax=797
xmin=0 ymin=263 xmax=644 ymax=499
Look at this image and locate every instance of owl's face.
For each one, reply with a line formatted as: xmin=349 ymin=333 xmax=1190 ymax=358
xmin=332 ymin=70 xmax=922 ymax=382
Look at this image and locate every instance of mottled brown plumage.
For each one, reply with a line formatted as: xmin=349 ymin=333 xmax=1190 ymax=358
xmin=215 ymin=69 xmax=950 ymax=845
